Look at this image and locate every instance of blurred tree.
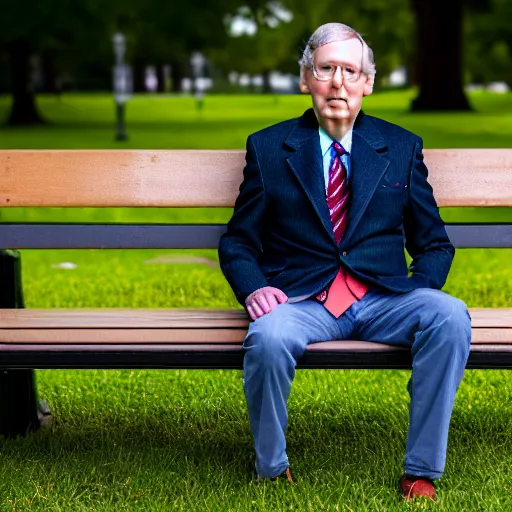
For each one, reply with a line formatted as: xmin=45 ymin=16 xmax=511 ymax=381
xmin=3 ymin=39 xmax=43 ymax=124
xmin=208 ymin=3 xmax=300 ymax=90
xmin=410 ymin=0 xmax=490 ymax=111
xmin=0 ymin=0 xmax=116 ymax=125
xmin=125 ymin=0 xmax=259 ymax=93
xmin=465 ymin=0 xmax=512 ymax=86
xmin=210 ymin=0 xmax=413 ymax=91
xmin=288 ymin=0 xmax=413 ymax=85
xmin=0 ymin=0 xmax=256 ymax=123
xmin=219 ymin=0 xmax=497 ymax=112
xmin=2 ymin=0 xmax=501 ymax=122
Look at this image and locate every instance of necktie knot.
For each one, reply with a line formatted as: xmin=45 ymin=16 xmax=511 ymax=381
xmin=331 ymin=141 xmax=346 ymax=157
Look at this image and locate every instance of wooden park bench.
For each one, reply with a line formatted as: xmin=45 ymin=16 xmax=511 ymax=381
xmin=0 ymin=149 xmax=512 ymax=371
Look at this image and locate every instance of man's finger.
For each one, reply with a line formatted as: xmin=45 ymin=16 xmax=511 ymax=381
xmin=276 ymin=290 xmax=289 ymax=303
xmin=247 ymin=304 xmax=257 ymax=321
xmin=256 ymin=294 xmax=271 ymax=314
xmin=251 ymin=301 xmax=264 ymax=318
xmin=266 ymin=293 xmax=279 ymax=310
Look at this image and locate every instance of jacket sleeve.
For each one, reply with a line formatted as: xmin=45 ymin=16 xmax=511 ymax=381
xmin=218 ymin=135 xmax=269 ymax=305
xmin=403 ymin=137 xmax=455 ymax=290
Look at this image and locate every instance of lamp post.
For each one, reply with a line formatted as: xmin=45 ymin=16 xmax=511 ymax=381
xmin=112 ymin=33 xmax=132 ymax=141
xmin=190 ymin=52 xmax=205 ymax=111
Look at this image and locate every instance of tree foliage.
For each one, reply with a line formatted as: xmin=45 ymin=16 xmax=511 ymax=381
xmin=209 ymin=0 xmax=414 ymax=87
xmin=0 ymin=0 xmax=118 ymax=123
xmin=465 ymin=0 xmax=512 ymax=86
xmin=1 ymin=0 xmax=510 ymax=124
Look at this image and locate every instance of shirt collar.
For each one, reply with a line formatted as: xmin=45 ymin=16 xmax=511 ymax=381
xmin=319 ymin=126 xmax=353 ymax=158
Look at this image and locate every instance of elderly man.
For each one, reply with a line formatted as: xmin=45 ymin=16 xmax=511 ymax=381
xmin=218 ymin=22 xmax=471 ymax=500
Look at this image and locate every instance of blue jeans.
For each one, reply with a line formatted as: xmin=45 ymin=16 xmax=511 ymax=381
xmin=243 ymin=287 xmax=472 ymax=479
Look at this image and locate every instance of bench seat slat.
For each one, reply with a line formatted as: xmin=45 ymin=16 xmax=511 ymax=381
xmin=471 ymin=329 xmax=512 ymax=343
xmin=0 ymin=329 xmax=245 ymax=343
xmin=0 ymin=328 xmax=511 ymax=344
xmin=0 ymin=341 xmax=401 ymax=352
xmin=0 ymin=309 xmax=250 ymax=328
xmin=1 ymin=308 xmax=512 ymax=329
xmin=465 ymin=308 xmax=512 ymax=327
xmin=4 ymin=341 xmax=512 ymax=353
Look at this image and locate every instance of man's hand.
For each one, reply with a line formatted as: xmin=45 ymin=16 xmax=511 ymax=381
xmin=245 ymin=286 xmax=288 ymax=320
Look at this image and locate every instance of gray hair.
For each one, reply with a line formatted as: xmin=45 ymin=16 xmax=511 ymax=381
xmin=299 ymin=23 xmax=376 ymax=78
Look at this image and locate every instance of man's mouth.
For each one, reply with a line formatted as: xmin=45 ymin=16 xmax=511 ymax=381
xmin=327 ymin=97 xmax=347 ymax=103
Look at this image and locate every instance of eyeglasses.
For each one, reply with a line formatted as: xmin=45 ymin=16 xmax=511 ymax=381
xmin=312 ymin=63 xmax=362 ymax=82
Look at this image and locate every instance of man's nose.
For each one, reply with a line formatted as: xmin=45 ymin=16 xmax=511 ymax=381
xmin=331 ymin=66 xmax=344 ymax=88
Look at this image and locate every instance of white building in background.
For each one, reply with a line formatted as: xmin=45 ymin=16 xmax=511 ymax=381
xmin=268 ymin=71 xmax=299 ymax=92
xmin=251 ymin=76 xmax=264 ymax=87
xmin=239 ymin=74 xmax=251 ymax=87
xmin=180 ymin=78 xmax=193 ymax=92
xmin=466 ymin=82 xmax=510 ymax=93
xmin=388 ymin=67 xmax=407 ymax=87
xmin=487 ymin=82 xmax=510 ymax=93
xmin=145 ymin=66 xmax=158 ymax=92
xmin=181 ymin=77 xmax=213 ymax=92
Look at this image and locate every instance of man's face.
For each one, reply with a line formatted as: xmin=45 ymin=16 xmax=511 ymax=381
xmin=300 ymin=38 xmax=374 ymax=128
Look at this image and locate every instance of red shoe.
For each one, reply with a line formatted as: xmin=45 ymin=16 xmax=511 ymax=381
xmin=399 ymin=474 xmax=436 ymax=501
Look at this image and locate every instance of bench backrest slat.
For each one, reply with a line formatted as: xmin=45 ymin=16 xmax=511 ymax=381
xmin=1 ymin=149 xmax=512 ymax=208
xmin=0 ymin=224 xmax=511 ymax=249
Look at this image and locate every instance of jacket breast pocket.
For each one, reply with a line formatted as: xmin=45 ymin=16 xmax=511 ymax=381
xmin=375 ymin=183 xmax=408 ymax=201
xmin=379 ymin=180 xmax=408 ymax=191
xmin=369 ymin=185 xmax=408 ymax=222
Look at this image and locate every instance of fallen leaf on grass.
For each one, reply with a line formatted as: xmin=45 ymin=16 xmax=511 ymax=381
xmin=144 ymin=256 xmax=218 ymax=267
xmin=51 ymin=262 xmax=78 ymax=269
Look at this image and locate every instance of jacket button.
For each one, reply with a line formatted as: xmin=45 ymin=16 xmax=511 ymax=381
xmin=342 ymin=251 xmax=347 ymax=257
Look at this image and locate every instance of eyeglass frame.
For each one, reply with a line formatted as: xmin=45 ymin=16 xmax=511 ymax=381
xmin=311 ymin=61 xmax=364 ymax=83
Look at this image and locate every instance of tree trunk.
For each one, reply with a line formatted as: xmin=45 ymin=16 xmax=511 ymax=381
xmin=170 ymin=60 xmax=184 ymax=93
xmin=41 ymin=52 xmax=60 ymax=94
xmin=156 ymin=64 xmax=166 ymax=93
xmin=262 ymin=70 xmax=272 ymax=94
xmin=133 ymin=59 xmax=146 ymax=93
xmin=410 ymin=0 xmax=472 ymax=111
xmin=7 ymin=40 xmax=45 ymax=125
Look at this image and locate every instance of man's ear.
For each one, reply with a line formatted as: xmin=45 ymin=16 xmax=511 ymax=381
xmin=363 ymin=74 xmax=374 ymax=96
xmin=299 ymin=69 xmax=310 ymax=94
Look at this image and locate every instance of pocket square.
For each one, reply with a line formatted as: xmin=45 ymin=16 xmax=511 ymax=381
xmin=381 ymin=181 xmax=407 ymax=189
xmin=381 ymin=175 xmax=408 ymax=189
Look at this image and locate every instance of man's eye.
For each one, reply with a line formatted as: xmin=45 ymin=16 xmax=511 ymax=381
xmin=321 ymin=65 xmax=333 ymax=72
xmin=345 ymin=68 xmax=356 ymax=75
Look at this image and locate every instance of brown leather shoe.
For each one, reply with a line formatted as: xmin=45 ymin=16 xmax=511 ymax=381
xmin=258 ymin=467 xmax=294 ymax=485
xmin=399 ymin=474 xmax=436 ymax=501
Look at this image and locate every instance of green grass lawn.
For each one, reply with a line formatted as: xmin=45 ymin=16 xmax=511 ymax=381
xmin=1 ymin=89 xmax=512 ymax=149
xmin=1 ymin=92 xmax=512 ymax=510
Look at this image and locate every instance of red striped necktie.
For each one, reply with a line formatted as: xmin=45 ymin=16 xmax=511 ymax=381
xmin=315 ymin=141 xmax=369 ymax=317
xmin=328 ymin=141 xmax=350 ymax=244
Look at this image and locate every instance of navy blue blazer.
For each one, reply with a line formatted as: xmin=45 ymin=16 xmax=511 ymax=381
xmin=218 ymin=108 xmax=454 ymax=306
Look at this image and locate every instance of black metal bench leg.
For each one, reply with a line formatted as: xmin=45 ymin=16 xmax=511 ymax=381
xmin=0 ymin=250 xmax=43 ymax=437
xmin=0 ymin=370 xmax=40 ymax=437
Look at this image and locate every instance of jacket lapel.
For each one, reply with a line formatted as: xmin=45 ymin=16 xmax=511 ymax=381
xmin=285 ymin=109 xmax=334 ymax=241
xmin=341 ymin=113 xmax=390 ymax=247
xmin=283 ymin=109 xmax=390 ymax=247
